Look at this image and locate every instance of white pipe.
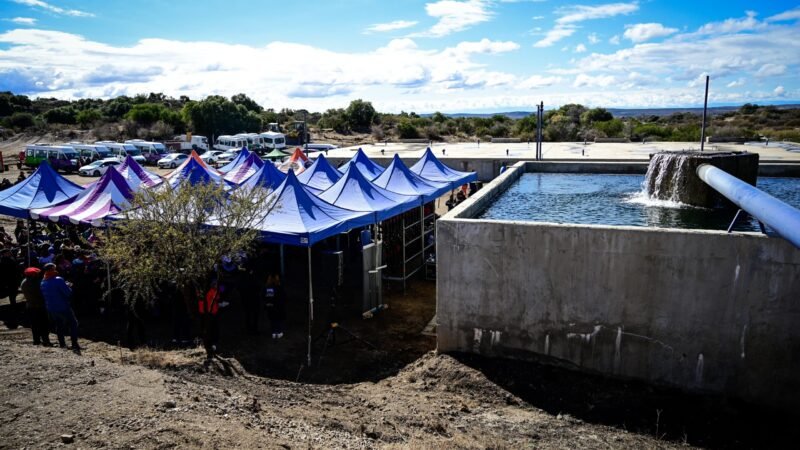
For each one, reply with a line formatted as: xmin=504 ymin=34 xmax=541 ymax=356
xmin=697 ymin=164 xmax=800 ymax=248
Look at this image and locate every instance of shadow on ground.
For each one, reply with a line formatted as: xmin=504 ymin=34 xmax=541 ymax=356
xmin=450 ymin=351 xmax=799 ymax=449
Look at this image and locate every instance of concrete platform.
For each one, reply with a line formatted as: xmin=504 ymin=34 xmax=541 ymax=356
xmin=324 ymin=141 xmax=800 ymax=162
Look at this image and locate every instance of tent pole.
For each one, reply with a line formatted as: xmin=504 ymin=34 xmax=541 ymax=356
xmin=105 ymin=224 xmax=112 ymax=300
xmin=25 ymin=219 xmax=31 ymax=266
xmin=307 ymin=245 xmax=313 ymax=367
xmin=420 ymin=203 xmax=424 ymax=278
xmin=280 ymin=244 xmax=285 ymax=278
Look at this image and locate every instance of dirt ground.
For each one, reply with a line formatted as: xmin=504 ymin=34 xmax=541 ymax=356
xmin=1 ymin=274 xmax=798 ymax=449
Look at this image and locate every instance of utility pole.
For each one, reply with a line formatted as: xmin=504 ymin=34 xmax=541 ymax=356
xmin=700 ymin=75 xmax=710 ymax=152
xmin=303 ymin=111 xmax=308 ymax=156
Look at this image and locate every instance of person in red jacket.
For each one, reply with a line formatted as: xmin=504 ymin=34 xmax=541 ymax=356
xmin=198 ymin=280 xmax=223 ymax=360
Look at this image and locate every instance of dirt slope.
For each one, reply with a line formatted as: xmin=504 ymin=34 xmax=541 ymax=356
xmin=0 ymin=326 xmax=676 ymax=449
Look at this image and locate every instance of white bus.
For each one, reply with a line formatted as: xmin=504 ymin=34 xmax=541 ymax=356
xmin=214 ymin=135 xmax=249 ymax=151
xmin=124 ymin=139 xmax=169 ymax=165
xmin=95 ymin=141 xmax=147 ymax=164
xmin=259 ymin=131 xmax=286 ymax=150
xmin=67 ymin=143 xmax=113 ymax=162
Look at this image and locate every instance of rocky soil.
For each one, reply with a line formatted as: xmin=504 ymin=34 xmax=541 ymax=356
xmin=0 ymin=324 xmax=678 ymax=449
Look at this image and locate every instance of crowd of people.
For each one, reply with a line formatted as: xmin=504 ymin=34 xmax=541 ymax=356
xmin=0 ymin=220 xmax=107 ymax=353
xmin=0 ymin=219 xmax=290 ymax=361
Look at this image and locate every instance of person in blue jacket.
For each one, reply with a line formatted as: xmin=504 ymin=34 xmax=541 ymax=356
xmin=40 ymin=263 xmax=80 ymax=353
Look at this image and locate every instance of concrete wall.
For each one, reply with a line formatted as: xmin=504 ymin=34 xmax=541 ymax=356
xmin=437 ymin=164 xmax=800 ymax=410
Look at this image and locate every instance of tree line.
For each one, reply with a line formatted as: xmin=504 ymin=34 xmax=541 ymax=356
xmin=1 ymin=91 xmax=798 ymax=143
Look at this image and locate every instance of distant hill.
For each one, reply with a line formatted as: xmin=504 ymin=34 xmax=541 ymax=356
xmin=429 ymin=104 xmax=800 ymax=119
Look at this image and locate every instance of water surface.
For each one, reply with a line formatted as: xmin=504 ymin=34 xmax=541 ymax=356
xmin=478 ymin=173 xmax=800 ymax=232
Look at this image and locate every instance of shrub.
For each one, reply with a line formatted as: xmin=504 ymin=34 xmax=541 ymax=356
xmin=7 ymin=112 xmax=35 ymax=129
xmin=396 ymin=120 xmax=419 ymax=139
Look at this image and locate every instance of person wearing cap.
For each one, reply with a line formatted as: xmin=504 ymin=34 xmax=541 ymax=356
xmin=20 ymin=267 xmax=51 ymax=346
xmin=40 ymin=263 xmax=80 ymax=352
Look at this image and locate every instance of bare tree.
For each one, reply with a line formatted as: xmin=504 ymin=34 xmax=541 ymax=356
xmin=99 ymin=182 xmax=274 ymax=308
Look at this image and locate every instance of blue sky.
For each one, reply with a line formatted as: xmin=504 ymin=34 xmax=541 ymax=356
xmin=0 ymin=0 xmax=798 ymax=112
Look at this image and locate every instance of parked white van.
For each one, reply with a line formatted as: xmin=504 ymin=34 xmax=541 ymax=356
xmin=124 ymin=139 xmax=169 ymax=165
xmin=259 ymin=131 xmax=286 ymax=150
xmin=67 ymin=143 xmax=113 ymax=162
xmin=214 ymin=135 xmax=248 ymax=151
xmin=95 ymin=141 xmax=147 ymax=164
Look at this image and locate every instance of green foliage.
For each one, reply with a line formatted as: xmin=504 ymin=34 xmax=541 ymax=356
xmin=318 ymin=108 xmax=350 ymax=133
xmin=43 ymin=106 xmax=77 ymax=124
xmin=345 ymin=99 xmax=376 ymax=132
xmin=7 ymin=112 xmax=35 ymax=129
xmin=739 ymin=103 xmax=759 ymax=115
xmin=181 ymin=95 xmax=262 ymax=139
xmin=103 ymin=98 xmax=132 ymax=120
xmin=514 ymin=114 xmax=538 ymax=137
xmin=581 ymin=107 xmax=613 ymax=124
xmin=544 ymin=114 xmax=577 ymax=141
xmin=633 ymin=123 xmax=670 ymax=140
xmin=593 ymin=119 xmax=624 ymax=137
xmin=100 ymin=182 xmax=272 ymax=307
xmin=231 ymin=93 xmax=263 ymax=113
xmin=431 ymin=112 xmax=446 ymax=123
xmin=125 ymin=103 xmax=174 ymax=126
xmin=76 ymin=109 xmax=102 ymax=128
xmin=396 ymin=120 xmax=419 ymax=139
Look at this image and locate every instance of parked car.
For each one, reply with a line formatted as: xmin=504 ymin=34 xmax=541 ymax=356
xmin=78 ymin=158 xmax=121 ymax=177
xmin=157 ymin=153 xmax=189 ymax=169
xmin=200 ymin=150 xmax=225 ymax=165
xmin=215 ymin=149 xmax=241 ymax=165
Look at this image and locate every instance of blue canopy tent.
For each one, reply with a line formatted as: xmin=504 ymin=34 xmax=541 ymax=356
xmin=224 ymin=152 xmax=265 ymax=185
xmin=0 ymin=162 xmax=85 ymax=264
xmin=372 ymin=154 xmax=450 ymax=202
xmin=297 ymin=153 xmax=342 ymax=194
xmin=218 ymin=147 xmax=252 ymax=173
xmin=248 ymin=170 xmax=373 ymax=365
xmin=165 ymin=152 xmax=231 ymax=189
xmin=410 ymin=147 xmax=477 ymax=187
xmin=337 ymin=148 xmax=385 ymax=180
xmin=251 ymin=170 xmax=372 ymax=246
xmin=0 ymin=162 xmax=84 ymax=218
xmin=319 ymin=164 xmax=419 ymax=222
xmin=372 ymin=154 xmax=450 ymax=290
xmin=236 ymin=160 xmax=287 ymax=192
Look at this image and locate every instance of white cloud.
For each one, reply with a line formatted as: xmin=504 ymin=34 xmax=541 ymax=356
xmin=726 ymin=78 xmax=744 ymax=88
xmin=574 ymin=43 xmax=587 ymax=53
xmin=587 ymin=33 xmax=599 ymax=44
xmin=534 ymin=26 xmax=576 ymax=47
xmin=774 ymin=85 xmax=785 ymax=96
xmin=572 ymin=20 xmax=800 ymax=84
xmin=532 ymin=15 xmax=544 ymax=20
xmin=9 ymin=17 xmax=37 ymax=25
xmin=766 ymin=7 xmax=800 ymax=22
xmin=518 ymin=75 xmax=562 ymax=89
xmin=415 ymin=0 xmax=493 ymax=37
xmin=12 ymin=0 xmax=94 ymax=17
xmin=692 ymin=11 xmax=763 ymax=36
xmin=623 ymin=23 xmax=678 ymax=43
xmin=755 ymin=63 xmax=786 ymax=78
xmin=534 ymin=2 xmax=638 ymax=47
xmin=555 ymin=2 xmax=638 ymax=25
xmin=609 ymin=34 xmax=620 ymax=45
xmin=449 ymin=38 xmax=520 ymax=54
xmin=0 ymin=29 xmax=527 ymax=109
xmin=573 ymin=73 xmax=615 ymax=87
xmin=365 ymin=20 xmax=418 ymax=33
